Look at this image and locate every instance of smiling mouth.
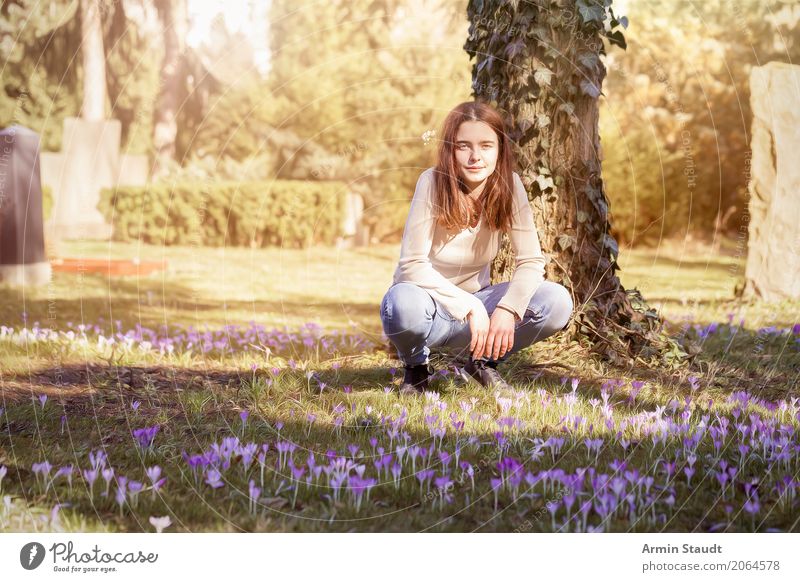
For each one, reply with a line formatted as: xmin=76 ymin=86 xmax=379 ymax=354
xmin=466 ymin=166 xmax=484 ymax=170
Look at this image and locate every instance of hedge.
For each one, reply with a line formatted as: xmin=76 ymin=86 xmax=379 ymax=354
xmin=98 ymin=180 xmax=347 ymax=248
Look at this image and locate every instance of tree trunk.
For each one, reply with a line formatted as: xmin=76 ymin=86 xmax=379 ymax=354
xmin=466 ymin=0 xmax=682 ymax=365
xmin=80 ymin=0 xmax=106 ymax=121
xmin=152 ymin=0 xmax=188 ymax=177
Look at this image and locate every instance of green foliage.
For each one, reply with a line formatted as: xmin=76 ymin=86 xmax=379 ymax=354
xmin=0 ymin=0 xmax=82 ymax=151
xmin=98 ymin=179 xmax=348 ymax=249
xmin=602 ymin=0 xmax=800 ymax=245
xmin=104 ymin=1 xmax=162 ymax=155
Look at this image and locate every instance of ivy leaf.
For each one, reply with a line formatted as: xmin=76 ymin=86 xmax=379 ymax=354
xmin=577 ymin=210 xmax=590 ymax=223
xmin=558 ymin=102 xmax=575 ymax=116
xmin=607 ymin=29 xmax=627 ymax=50
xmin=505 ymin=38 xmax=527 ymax=60
xmin=535 ymin=113 xmax=550 ymax=129
xmin=580 ymin=79 xmax=600 ymax=98
xmin=533 ymin=66 xmax=553 ymax=87
xmin=557 ymin=234 xmax=576 ymax=251
xmin=577 ymin=52 xmax=600 ymax=74
xmin=577 ymin=0 xmax=605 ymax=24
xmin=535 ymin=174 xmax=555 ymax=191
xmin=619 ymin=16 xmax=629 ymax=29
xmin=602 ymin=233 xmax=619 ymax=258
xmin=528 ymin=27 xmax=550 ymax=43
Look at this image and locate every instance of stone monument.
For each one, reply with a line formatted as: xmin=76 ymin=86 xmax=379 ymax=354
xmin=743 ymin=62 xmax=800 ymax=301
xmin=47 ymin=117 xmax=120 ymax=240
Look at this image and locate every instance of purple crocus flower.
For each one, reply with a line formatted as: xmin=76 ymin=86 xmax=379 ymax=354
xmin=38 ymin=394 xmax=47 ymax=408
xmin=82 ymin=468 xmax=99 ymax=493
xmin=114 ymin=476 xmax=128 ymax=512
xmin=102 ymin=467 xmax=115 ymax=495
xmin=248 ymin=479 xmax=261 ymax=513
xmin=390 ymin=462 xmax=402 ymax=483
xmin=205 ymin=468 xmax=225 ymax=489
xmin=146 ymin=466 xmax=161 ymax=484
xmin=628 ymin=380 xmax=645 ymax=403
xmin=32 ymin=461 xmax=53 ymax=479
xmin=89 ymin=450 xmax=108 ymax=469
xmin=127 ymin=480 xmax=144 ymax=506
xmin=54 ymin=465 xmax=74 ymax=487
xmin=416 ymin=469 xmax=435 ymax=490
xmin=434 ymin=474 xmax=453 ymax=503
xmin=743 ymin=493 xmax=760 ymax=517
xmin=490 ymin=477 xmax=503 ymax=510
xmin=132 ymin=425 xmax=160 ymax=450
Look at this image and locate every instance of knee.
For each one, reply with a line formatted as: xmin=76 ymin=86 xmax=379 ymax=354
xmin=527 ymin=282 xmax=572 ymax=332
xmin=547 ymin=283 xmax=574 ymax=331
xmin=381 ymin=283 xmax=435 ymax=333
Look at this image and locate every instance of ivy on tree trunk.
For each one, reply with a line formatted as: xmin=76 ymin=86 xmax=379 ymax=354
xmin=464 ymin=0 xmax=690 ymax=367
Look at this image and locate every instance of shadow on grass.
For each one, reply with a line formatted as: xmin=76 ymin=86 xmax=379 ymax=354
xmin=0 ymin=275 xmax=382 ymax=331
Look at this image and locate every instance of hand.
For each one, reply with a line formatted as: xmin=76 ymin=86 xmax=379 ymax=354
xmin=467 ymin=305 xmax=490 ymax=360
xmin=477 ymin=307 xmax=517 ymax=360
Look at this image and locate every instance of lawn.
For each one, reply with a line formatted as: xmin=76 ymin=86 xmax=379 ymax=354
xmin=0 ymin=238 xmax=798 ymax=532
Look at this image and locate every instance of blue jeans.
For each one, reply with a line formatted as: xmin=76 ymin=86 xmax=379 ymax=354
xmin=380 ymin=280 xmax=574 ymax=366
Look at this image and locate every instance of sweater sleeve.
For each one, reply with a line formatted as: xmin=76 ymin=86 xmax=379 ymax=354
xmin=394 ymin=169 xmax=487 ymax=323
xmin=495 ymin=172 xmax=547 ymax=321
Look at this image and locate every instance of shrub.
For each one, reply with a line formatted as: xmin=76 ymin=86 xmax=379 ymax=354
xmin=98 ymin=179 xmax=347 ymax=248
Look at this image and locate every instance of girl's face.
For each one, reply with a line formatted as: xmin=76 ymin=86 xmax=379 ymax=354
xmin=454 ymin=120 xmax=499 ymax=189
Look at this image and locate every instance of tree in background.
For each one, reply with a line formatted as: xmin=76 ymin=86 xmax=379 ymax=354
xmin=0 ymin=0 xmax=82 ymax=151
xmin=1 ymin=0 xmax=162 ymax=155
xmin=464 ymin=0 xmax=683 ymax=365
xmin=601 ymin=0 xmax=800 ymax=247
xmin=262 ymin=0 xmax=476 ymax=241
xmin=150 ymin=0 xmax=189 ymax=176
xmin=79 ymin=0 xmax=106 ymax=120
xmin=104 ymin=0 xmax=161 ymax=154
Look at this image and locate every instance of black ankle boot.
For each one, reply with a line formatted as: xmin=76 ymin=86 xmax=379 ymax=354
xmin=399 ymin=362 xmax=434 ymax=394
xmin=460 ymin=358 xmax=510 ymax=390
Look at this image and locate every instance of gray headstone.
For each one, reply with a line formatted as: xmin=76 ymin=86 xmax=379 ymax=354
xmin=0 ymin=125 xmax=52 ymax=286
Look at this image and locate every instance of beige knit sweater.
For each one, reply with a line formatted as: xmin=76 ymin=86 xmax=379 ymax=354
xmin=391 ymin=167 xmax=547 ymax=323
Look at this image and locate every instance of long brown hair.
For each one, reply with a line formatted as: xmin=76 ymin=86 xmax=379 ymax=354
xmin=432 ymin=101 xmax=516 ymax=233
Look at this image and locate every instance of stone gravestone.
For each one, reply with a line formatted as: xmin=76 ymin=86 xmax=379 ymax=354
xmin=0 ymin=126 xmax=52 ymax=286
xmin=337 ymin=191 xmax=369 ymax=249
xmin=743 ymin=62 xmax=800 ymax=301
xmin=48 ymin=117 xmax=119 ymax=240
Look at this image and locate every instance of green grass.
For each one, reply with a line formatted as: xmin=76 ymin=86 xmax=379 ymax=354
xmin=0 ymin=237 xmax=798 ymax=532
